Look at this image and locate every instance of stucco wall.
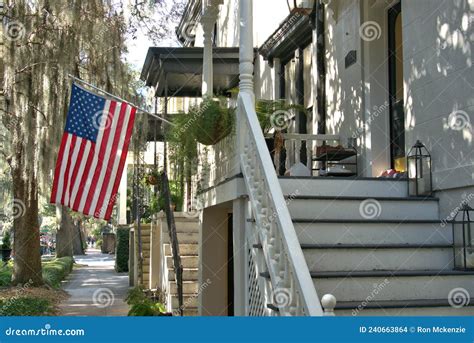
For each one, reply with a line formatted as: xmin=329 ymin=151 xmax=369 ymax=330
xmin=402 ymin=0 xmax=473 ymax=192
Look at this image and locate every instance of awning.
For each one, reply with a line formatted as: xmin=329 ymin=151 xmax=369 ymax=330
xmin=140 ymin=47 xmax=240 ymax=97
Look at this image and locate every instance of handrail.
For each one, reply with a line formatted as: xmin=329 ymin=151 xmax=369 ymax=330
xmin=238 ymin=92 xmax=323 ymax=316
xmin=160 ymin=171 xmax=184 ymax=316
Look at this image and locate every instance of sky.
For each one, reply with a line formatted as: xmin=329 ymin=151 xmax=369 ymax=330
xmin=122 ymin=0 xmax=181 ymax=72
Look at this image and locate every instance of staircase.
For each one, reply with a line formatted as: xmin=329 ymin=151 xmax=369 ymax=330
xmin=161 ymin=214 xmax=199 ymax=316
xmin=140 ymin=224 xmax=152 ymax=288
xmin=261 ymin=176 xmax=474 ymax=315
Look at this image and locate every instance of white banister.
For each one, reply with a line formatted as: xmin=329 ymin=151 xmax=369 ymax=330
xmin=238 ymin=0 xmax=322 ymax=316
xmin=239 ymin=93 xmax=323 ymax=316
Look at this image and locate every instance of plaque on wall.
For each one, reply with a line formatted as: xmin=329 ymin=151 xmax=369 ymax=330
xmin=345 ymin=50 xmax=357 ymax=69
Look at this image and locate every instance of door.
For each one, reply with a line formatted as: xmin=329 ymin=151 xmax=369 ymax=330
xmin=388 ymin=2 xmax=405 ymax=171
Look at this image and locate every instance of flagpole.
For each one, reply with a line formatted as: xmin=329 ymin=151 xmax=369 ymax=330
xmin=67 ymin=74 xmax=174 ymax=126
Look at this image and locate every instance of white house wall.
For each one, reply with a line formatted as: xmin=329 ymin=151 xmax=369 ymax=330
xmin=401 ymin=0 xmax=473 ymax=217
xmin=197 ymin=0 xmax=473 ymax=192
xmin=402 ymin=0 xmax=473 ymax=192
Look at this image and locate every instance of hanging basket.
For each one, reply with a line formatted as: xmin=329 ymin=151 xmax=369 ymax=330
xmin=193 ymin=99 xmax=234 ymax=146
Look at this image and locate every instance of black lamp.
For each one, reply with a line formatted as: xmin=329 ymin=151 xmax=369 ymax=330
xmin=453 ymin=203 xmax=474 ymax=270
xmin=288 ymin=0 xmax=315 ymax=14
xmin=407 ymin=140 xmax=432 ymax=197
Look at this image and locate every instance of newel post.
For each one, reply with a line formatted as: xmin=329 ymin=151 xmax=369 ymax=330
xmin=238 ymin=0 xmax=254 ymax=102
xmin=237 ymin=0 xmax=255 ymax=160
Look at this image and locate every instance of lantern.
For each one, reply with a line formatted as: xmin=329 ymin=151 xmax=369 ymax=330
xmin=288 ymin=0 xmax=315 ymax=14
xmin=453 ymin=203 xmax=474 ymax=270
xmin=407 ymin=140 xmax=432 ymax=197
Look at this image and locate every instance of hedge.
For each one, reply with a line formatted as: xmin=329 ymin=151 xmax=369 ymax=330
xmin=115 ymin=226 xmax=129 ymax=273
xmin=42 ymin=256 xmax=74 ymax=288
xmin=0 ymin=257 xmax=73 ymax=288
xmin=0 ymin=297 xmax=52 ymax=316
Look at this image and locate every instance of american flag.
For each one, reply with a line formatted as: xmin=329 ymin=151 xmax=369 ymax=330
xmin=51 ymin=84 xmax=136 ymax=220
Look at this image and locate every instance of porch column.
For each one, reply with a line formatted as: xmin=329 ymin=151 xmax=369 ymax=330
xmin=238 ymin=0 xmax=254 ymax=102
xmin=201 ymin=3 xmax=219 ymax=97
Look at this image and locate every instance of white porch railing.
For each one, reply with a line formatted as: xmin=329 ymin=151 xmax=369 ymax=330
xmin=237 ymin=92 xmax=323 ymax=316
xmin=194 ymin=134 xmax=238 ymax=192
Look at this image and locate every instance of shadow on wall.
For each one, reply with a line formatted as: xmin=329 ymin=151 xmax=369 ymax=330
xmin=403 ymin=0 xmax=473 ymax=189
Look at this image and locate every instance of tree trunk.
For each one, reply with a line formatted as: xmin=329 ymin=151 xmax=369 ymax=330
xmin=11 ymin=168 xmax=43 ymax=286
xmin=55 ymin=206 xmax=74 ymax=258
xmin=72 ymin=221 xmax=85 ymax=255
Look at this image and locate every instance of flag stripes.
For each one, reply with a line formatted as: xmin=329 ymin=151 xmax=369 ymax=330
xmin=51 ymin=84 xmax=136 ymax=221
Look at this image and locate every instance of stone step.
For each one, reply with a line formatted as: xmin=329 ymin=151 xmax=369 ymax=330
xmin=161 ymin=221 xmax=199 ymax=234
xmin=279 ymin=177 xmax=408 ymax=198
xmin=164 ymin=244 xmax=198 ymax=256
xmin=302 ymin=244 xmax=454 ymax=271
xmin=141 ymin=236 xmax=151 ymax=244
xmin=287 ymin=196 xmax=439 ymax=221
xmin=162 ymin=232 xmax=199 ymax=244
xmin=170 ymin=281 xmax=199 ymax=295
xmin=166 ymin=256 xmax=198 ymax=269
xmin=169 ymin=269 xmax=199 ymax=281
xmin=311 ymin=270 xmax=474 ymax=302
xmin=293 ymin=220 xmax=452 ymax=245
xmin=171 ymin=295 xmax=198 ymax=308
xmin=335 ymin=299 xmax=474 ymax=316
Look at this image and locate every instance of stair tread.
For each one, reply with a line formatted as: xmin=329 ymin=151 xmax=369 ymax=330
xmin=285 ymin=195 xmax=438 ymax=201
xmin=310 ymin=269 xmax=474 ymax=278
xmin=278 ymin=176 xmax=407 ymax=181
xmin=336 ymin=298 xmax=474 ymax=309
xmin=301 ymin=243 xmax=453 ymax=249
xmin=290 ymin=219 xmax=446 ymax=223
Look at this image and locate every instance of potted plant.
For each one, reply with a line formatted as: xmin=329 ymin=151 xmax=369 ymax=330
xmin=145 ymin=170 xmax=160 ymax=186
xmin=1 ymin=229 xmax=12 ymax=262
xmin=191 ymin=97 xmax=234 ymax=146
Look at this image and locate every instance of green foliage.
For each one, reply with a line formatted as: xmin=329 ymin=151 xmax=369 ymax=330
xmin=115 ymin=227 xmax=129 ymax=273
xmin=1 ymin=229 xmax=11 ymax=249
xmin=126 ymin=286 xmax=167 ymax=316
xmin=0 ymin=257 xmax=73 ymax=288
xmin=0 ymin=262 xmax=12 ymax=287
xmin=190 ymin=98 xmax=235 ymax=146
xmin=42 ymin=257 xmax=74 ymax=288
xmin=40 ymin=203 xmax=57 ymax=217
xmin=0 ymin=297 xmax=52 ymax=316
